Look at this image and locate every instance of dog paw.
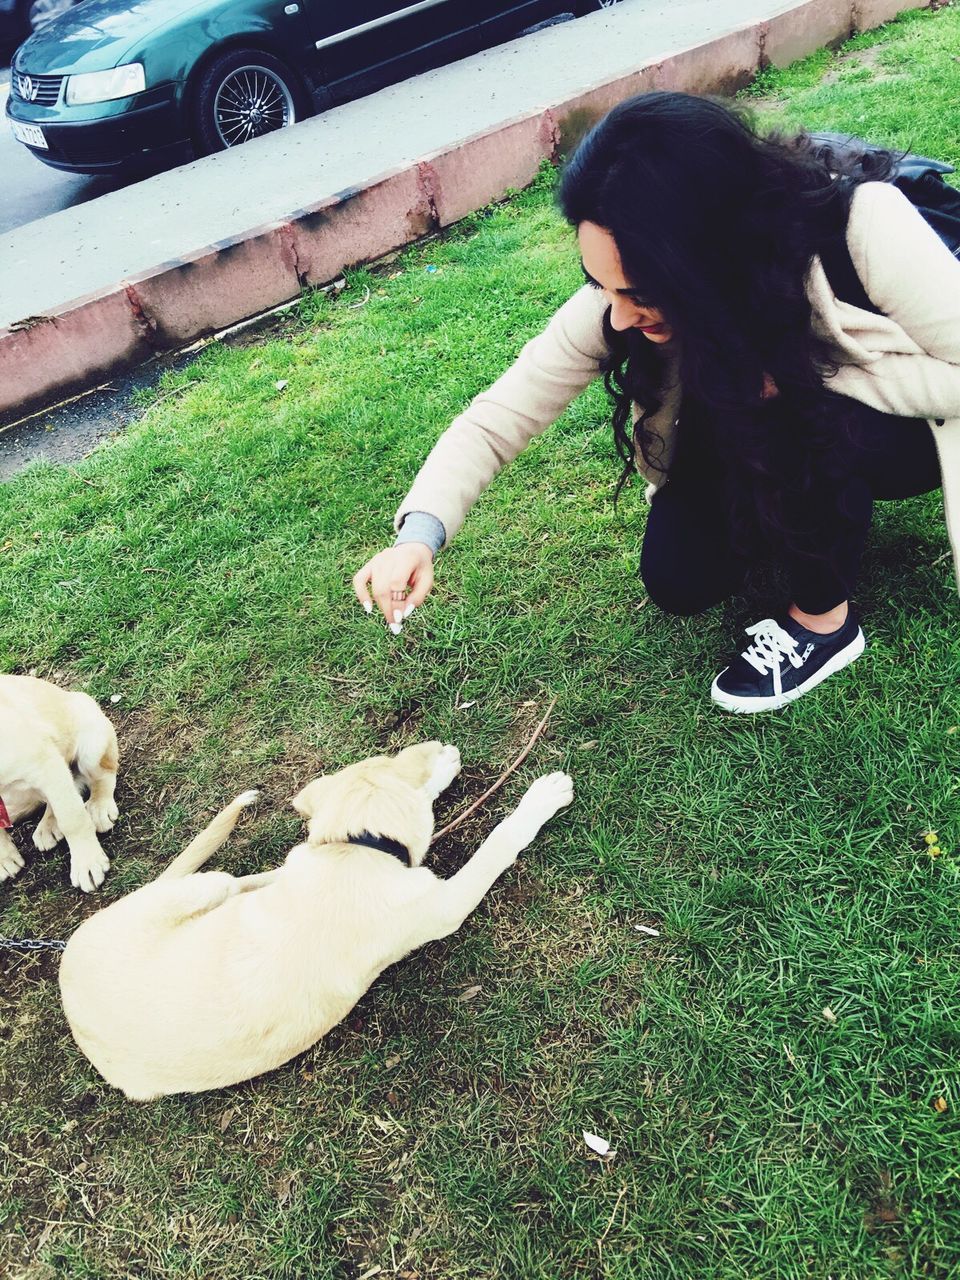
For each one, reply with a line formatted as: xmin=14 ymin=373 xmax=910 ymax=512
xmin=86 ymin=797 xmax=119 ymax=833
xmin=70 ymin=843 xmax=111 ymax=893
xmin=33 ymin=811 xmax=64 ymax=850
xmin=425 ymin=745 xmax=461 ymax=799
xmin=235 ymin=789 xmax=260 ymax=809
xmin=516 ymin=772 xmax=574 ymax=825
xmin=0 ymin=847 xmax=25 ymax=881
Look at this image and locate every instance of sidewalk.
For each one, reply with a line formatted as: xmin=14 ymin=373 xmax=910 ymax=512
xmin=0 ymin=0 xmax=927 ymax=425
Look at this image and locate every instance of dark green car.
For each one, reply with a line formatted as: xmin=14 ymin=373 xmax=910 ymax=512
xmin=6 ymin=0 xmax=618 ymax=175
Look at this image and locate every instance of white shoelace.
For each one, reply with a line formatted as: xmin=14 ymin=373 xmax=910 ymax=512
xmin=741 ymin=619 xmax=806 ymax=696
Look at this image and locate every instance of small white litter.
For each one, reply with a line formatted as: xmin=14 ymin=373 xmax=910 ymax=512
xmin=583 ymin=1130 xmax=616 ymax=1159
xmin=634 ymin=924 xmax=660 ymax=937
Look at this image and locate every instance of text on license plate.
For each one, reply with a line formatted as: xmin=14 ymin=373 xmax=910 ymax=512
xmin=10 ymin=121 xmax=48 ymax=150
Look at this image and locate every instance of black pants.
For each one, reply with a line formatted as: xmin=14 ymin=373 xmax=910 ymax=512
xmin=640 ymin=401 xmax=942 ymax=617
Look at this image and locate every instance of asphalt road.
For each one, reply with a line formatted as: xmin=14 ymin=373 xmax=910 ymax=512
xmin=0 ymin=66 xmax=123 ymax=236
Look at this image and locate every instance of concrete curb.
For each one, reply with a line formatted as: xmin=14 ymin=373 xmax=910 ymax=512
xmin=0 ymin=0 xmax=929 ymax=425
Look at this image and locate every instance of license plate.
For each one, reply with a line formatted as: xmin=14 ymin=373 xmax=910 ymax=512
xmin=10 ymin=120 xmax=48 ymax=150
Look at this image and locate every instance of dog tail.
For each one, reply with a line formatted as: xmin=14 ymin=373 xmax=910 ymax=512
xmin=157 ymin=790 xmax=260 ymax=880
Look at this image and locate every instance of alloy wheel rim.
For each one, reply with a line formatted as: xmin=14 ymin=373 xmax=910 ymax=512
xmin=213 ymin=66 xmax=295 ymax=148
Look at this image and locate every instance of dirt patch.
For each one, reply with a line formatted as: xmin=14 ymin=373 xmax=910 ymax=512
xmin=0 ymin=690 xmax=588 ymax=1278
xmin=820 ymin=44 xmax=900 ymax=86
xmin=0 ymin=349 xmax=202 ymax=479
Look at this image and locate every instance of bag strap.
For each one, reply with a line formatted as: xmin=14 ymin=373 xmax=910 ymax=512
xmin=818 ymin=229 xmax=878 ymax=314
xmin=808 ymin=131 xmax=959 ymax=311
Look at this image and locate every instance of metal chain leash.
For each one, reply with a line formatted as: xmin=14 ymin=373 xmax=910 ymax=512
xmin=0 ymin=936 xmax=67 ymax=952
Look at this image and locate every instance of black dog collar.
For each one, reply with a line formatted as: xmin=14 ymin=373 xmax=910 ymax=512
xmin=347 ymin=831 xmax=410 ymax=865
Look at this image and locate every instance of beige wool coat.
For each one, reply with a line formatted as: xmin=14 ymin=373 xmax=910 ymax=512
xmin=396 ymin=182 xmax=960 ymax=593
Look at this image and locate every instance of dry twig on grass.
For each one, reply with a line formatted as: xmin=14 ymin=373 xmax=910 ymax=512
xmin=431 ymin=696 xmax=557 ymax=843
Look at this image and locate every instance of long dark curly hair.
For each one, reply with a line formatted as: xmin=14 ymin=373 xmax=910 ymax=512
xmin=558 ymin=91 xmax=894 ymax=562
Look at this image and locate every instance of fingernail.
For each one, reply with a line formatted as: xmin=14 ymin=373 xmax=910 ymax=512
xmin=403 ymin=604 xmax=416 ymax=620
xmin=393 ymin=610 xmax=403 ymax=624
xmin=363 ymin=600 xmax=373 ymax=614
xmin=389 ymin=623 xmax=403 ymax=636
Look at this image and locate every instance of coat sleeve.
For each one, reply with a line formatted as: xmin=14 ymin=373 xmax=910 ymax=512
xmin=394 ymin=285 xmax=609 ymax=545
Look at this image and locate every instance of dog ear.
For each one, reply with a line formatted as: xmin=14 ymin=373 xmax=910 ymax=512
xmin=292 ymin=778 xmax=324 ymax=819
xmin=392 ymin=742 xmax=443 ymax=789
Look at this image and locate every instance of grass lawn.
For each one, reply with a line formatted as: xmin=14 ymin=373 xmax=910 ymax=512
xmin=2 ymin=6 xmax=960 ymax=1278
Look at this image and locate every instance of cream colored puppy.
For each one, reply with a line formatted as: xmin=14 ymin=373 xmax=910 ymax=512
xmin=0 ymin=675 xmax=119 ymax=892
xmin=59 ymin=742 xmax=573 ymax=1100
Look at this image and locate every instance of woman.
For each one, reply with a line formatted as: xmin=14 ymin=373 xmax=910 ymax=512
xmin=353 ymin=92 xmax=960 ymax=713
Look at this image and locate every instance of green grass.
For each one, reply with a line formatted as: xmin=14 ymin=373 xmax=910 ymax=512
xmin=3 ymin=6 xmax=960 ymax=1278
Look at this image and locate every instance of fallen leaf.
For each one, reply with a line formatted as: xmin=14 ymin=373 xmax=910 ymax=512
xmin=934 ymin=1097 xmax=948 ymax=1113
xmin=386 ymin=1091 xmax=399 ymax=1107
xmin=219 ymin=1108 xmax=236 ymax=1133
xmin=457 ymin=985 xmax=482 ymax=1003
xmin=458 ymin=700 xmax=476 ymax=710
xmin=822 ymin=1007 xmax=837 ymax=1024
xmin=358 ymin=1267 xmax=383 ymax=1280
xmin=275 ymin=1171 xmax=298 ymax=1204
xmin=579 ymin=740 xmax=599 ymax=750
xmin=384 ymin=1056 xmax=400 ymax=1069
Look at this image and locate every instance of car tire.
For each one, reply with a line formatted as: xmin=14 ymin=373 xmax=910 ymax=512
xmin=521 ymin=14 xmax=576 ymax=35
xmin=574 ymin=0 xmax=622 ymax=13
xmin=193 ymin=48 xmax=306 ymax=157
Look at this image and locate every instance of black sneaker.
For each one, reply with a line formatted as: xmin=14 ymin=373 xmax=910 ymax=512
xmin=711 ymin=611 xmax=866 ymax=713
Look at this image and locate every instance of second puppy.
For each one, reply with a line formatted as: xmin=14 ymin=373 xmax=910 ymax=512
xmin=0 ymin=675 xmax=119 ymax=892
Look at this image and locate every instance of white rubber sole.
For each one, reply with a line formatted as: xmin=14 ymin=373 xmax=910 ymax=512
xmin=710 ymin=628 xmax=866 ymax=714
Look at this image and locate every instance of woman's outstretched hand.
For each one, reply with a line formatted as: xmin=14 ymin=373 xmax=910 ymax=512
xmin=352 ymin=543 xmax=435 ymax=631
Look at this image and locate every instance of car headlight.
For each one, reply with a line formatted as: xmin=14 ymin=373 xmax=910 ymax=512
xmin=64 ymin=63 xmax=146 ymax=106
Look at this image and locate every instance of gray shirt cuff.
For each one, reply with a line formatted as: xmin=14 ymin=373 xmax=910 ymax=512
xmin=395 ymin=511 xmax=446 ymax=557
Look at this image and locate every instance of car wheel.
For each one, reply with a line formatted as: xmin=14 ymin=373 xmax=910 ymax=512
xmin=193 ymin=48 xmax=304 ymax=157
xmin=521 ymin=14 xmax=576 ymax=35
xmin=28 ymin=0 xmax=76 ymax=31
